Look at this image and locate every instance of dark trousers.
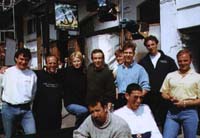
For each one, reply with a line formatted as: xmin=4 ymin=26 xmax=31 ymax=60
xmin=143 ymin=92 xmax=169 ymax=132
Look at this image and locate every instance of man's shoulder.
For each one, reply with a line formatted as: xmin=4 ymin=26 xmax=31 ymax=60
xmin=160 ymin=51 xmax=175 ymax=61
xmin=140 ymin=54 xmax=150 ymax=62
xmin=112 ymin=113 xmax=129 ymax=126
xmin=26 ymin=69 xmax=37 ymax=76
xmin=113 ymin=106 xmax=127 ymax=116
xmin=165 ymin=70 xmax=178 ymax=78
xmin=6 ymin=66 xmax=15 ymax=71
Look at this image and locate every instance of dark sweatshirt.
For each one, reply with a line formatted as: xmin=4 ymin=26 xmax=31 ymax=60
xmin=86 ymin=63 xmax=115 ymax=103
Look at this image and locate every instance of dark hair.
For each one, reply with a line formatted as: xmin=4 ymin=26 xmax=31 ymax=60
xmin=176 ymin=49 xmax=192 ymax=59
xmin=126 ymin=83 xmax=142 ymax=95
xmin=115 ymin=48 xmax=123 ymax=57
xmin=86 ymin=96 xmax=108 ymax=108
xmin=14 ymin=48 xmax=31 ymax=62
xmin=91 ymin=49 xmax=105 ymax=60
xmin=123 ymin=41 xmax=136 ymax=52
xmin=144 ymin=35 xmax=159 ymax=46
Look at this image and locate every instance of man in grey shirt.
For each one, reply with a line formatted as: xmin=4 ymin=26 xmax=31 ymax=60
xmin=73 ymin=96 xmax=132 ymax=138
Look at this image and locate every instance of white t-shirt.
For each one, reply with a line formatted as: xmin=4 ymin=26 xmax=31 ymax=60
xmin=149 ymin=52 xmax=161 ymax=68
xmin=2 ymin=66 xmax=37 ymax=105
xmin=114 ymin=105 xmax=162 ymax=138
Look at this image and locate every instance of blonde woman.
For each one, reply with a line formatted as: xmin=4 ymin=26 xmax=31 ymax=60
xmin=63 ymin=51 xmax=88 ymax=128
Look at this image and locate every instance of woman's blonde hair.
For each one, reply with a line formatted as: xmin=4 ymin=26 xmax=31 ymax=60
xmin=69 ymin=51 xmax=83 ymax=65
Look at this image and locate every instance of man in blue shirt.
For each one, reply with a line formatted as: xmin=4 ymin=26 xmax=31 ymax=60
xmin=115 ymin=41 xmax=150 ymax=109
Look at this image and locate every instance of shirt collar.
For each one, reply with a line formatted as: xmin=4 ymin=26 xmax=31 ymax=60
xmin=122 ymin=61 xmax=135 ymax=68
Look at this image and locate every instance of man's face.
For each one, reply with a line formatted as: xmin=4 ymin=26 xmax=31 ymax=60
xmin=123 ymin=48 xmax=134 ymax=64
xmin=145 ymin=40 xmax=158 ymax=56
xmin=72 ymin=57 xmax=82 ymax=69
xmin=89 ymin=102 xmax=108 ymax=126
xmin=15 ymin=54 xmax=30 ymax=70
xmin=126 ymin=90 xmax=144 ymax=110
xmin=116 ymin=53 xmax=124 ymax=65
xmin=177 ymin=53 xmax=191 ymax=73
xmin=92 ymin=52 xmax=104 ymax=69
xmin=46 ymin=56 xmax=58 ymax=73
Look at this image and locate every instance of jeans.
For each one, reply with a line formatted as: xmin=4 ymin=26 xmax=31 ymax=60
xmin=65 ymin=104 xmax=88 ymax=128
xmin=163 ymin=108 xmax=198 ymax=138
xmin=1 ymin=102 xmax=36 ymax=138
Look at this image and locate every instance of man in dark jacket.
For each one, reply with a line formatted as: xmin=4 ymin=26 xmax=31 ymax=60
xmin=139 ymin=35 xmax=178 ymax=132
xmin=33 ymin=55 xmax=63 ymax=133
xmin=87 ymin=49 xmax=115 ymax=110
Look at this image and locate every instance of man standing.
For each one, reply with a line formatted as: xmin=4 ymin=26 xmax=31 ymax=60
xmin=114 ymin=83 xmax=162 ymax=138
xmin=161 ymin=49 xmax=200 ymax=138
xmin=73 ymin=96 xmax=132 ymax=138
xmin=87 ymin=49 xmax=115 ymax=110
xmin=139 ymin=35 xmax=177 ymax=130
xmin=1 ymin=48 xmax=37 ymax=138
xmin=33 ymin=55 xmax=63 ymax=132
xmin=115 ymin=41 xmax=150 ymax=109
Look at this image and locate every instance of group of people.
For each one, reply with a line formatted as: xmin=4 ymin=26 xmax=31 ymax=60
xmin=0 ymin=49 xmax=89 ymax=138
xmin=74 ymin=35 xmax=200 ymax=138
xmin=0 ymin=35 xmax=200 ymax=138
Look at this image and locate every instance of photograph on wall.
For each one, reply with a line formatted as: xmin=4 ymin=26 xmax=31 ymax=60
xmin=54 ymin=2 xmax=79 ymax=30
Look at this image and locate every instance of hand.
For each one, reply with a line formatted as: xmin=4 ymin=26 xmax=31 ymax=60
xmin=173 ymin=100 xmax=185 ymax=108
xmin=170 ymin=97 xmax=179 ymax=103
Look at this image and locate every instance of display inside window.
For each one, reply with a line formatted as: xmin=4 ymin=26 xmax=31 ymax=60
xmin=54 ymin=2 xmax=79 ymax=30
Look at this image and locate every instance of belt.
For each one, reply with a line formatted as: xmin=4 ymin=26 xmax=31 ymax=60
xmin=170 ymin=104 xmax=197 ymax=110
xmin=3 ymin=101 xmax=30 ymax=110
xmin=132 ymin=132 xmax=151 ymax=138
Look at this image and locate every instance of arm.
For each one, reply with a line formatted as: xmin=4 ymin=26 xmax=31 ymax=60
xmin=173 ymin=98 xmax=200 ymax=108
xmin=138 ymin=67 xmax=150 ymax=93
xmin=105 ymin=71 xmax=116 ymax=103
xmin=73 ymin=117 xmax=90 ymax=138
xmin=31 ymin=74 xmax=37 ymax=101
xmin=73 ymin=130 xmax=89 ymax=138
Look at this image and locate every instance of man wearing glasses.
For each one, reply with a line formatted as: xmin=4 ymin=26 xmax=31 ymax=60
xmin=114 ymin=83 xmax=162 ymax=138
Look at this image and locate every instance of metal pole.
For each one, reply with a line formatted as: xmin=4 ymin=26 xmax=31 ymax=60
xmin=120 ymin=0 xmax=124 ymax=49
xmin=12 ymin=2 xmax=16 ymax=40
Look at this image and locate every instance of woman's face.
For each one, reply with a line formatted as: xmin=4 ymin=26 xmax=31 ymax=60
xmin=72 ymin=57 xmax=82 ymax=69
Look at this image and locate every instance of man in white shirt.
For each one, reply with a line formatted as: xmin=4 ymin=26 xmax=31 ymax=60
xmin=114 ymin=83 xmax=162 ymax=138
xmin=1 ymin=48 xmax=37 ymax=138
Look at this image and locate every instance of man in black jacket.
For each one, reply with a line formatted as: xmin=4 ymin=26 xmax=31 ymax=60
xmin=139 ymin=35 xmax=178 ymax=132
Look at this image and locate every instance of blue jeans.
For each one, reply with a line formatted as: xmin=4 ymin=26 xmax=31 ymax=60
xmin=1 ymin=102 xmax=36 ymax=138
xmin=65 ymin=104 xmax=88 ymax=128
xmin=163 ymin=108 xmax=198 ymax=138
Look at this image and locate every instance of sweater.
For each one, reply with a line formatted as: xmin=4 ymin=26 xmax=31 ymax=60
xmin=73 ymin=112 xmax=132 ymax=138
xmin=63 ymin=66 xmax=87 ymax=106
xmin=86 ymin=63 xmax=115 ymax=102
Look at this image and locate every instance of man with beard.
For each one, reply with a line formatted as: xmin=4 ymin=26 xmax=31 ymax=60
xmin=73 ymin=96 xmax=132 ymax=138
